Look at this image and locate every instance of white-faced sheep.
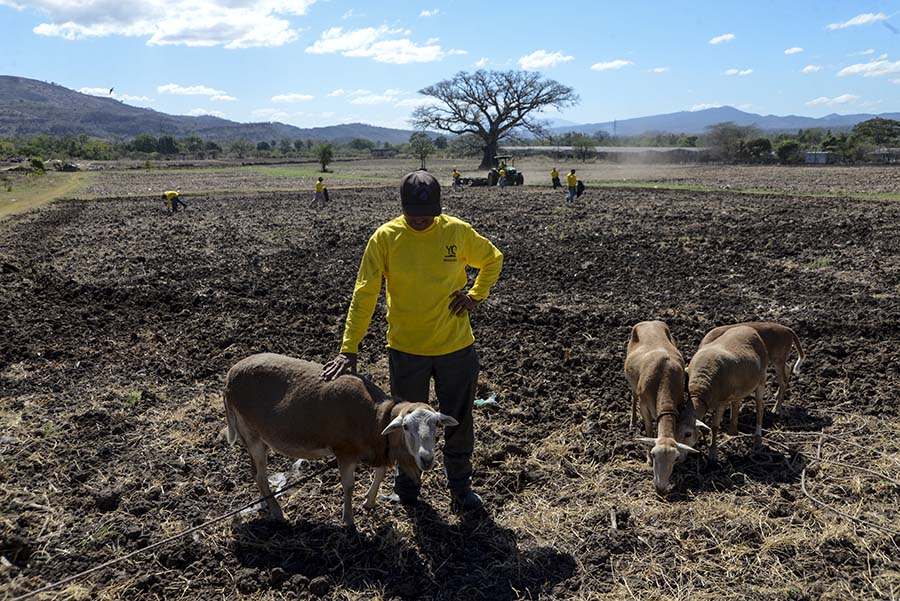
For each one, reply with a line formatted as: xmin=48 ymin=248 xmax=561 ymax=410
xmin=223 ymin=353 xmax=457 ymax=527
xmin=687 ymin=326 xmax=769 ymax=461
xmin=624 ymin=321 xmax=698 ymax=494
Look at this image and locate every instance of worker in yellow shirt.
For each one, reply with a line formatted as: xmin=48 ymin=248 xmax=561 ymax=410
xmin=322 ymin=170 xmax=503 ymax=512
xmin=498 ymin=167 xmax=507 ymax=188
xmin=451 ymin=168 xmax=461 ymax=187
xmin=551 ymin=167 xmax=561 ymax=189
xmin=311 ymin=177 xmax=327 ymax=206
xmin=566 ymin=169 xmax=578 ymax=205
xmin=162 ymin=190 xmax=187 ymax=214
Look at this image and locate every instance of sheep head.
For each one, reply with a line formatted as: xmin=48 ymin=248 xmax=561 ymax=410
xmin=383 ymin=405 xmax=458 ymax=473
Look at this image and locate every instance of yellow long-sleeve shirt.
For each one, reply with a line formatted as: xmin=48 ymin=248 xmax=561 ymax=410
xmin=551 ymin=169 xmax=559 ymax=178
xmin=567 ymin=173 xmax=577 ymax=187
xmin=316 ymin=181 xmax=324 ymax=193
xmin=164 ymin=191 xmax=179 ymax=206
xmin=340 ymin=214 xmax=503 ymax=356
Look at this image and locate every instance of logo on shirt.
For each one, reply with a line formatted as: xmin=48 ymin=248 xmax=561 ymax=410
xmin=443 ymin=244 xmax=457 ymax=262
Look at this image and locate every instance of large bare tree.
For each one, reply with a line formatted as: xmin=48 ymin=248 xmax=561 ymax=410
xmin=412 ymin=70 xmax=578 ymax=169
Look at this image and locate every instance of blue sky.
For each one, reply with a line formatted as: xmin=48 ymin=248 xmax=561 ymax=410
xmin=1 ymin=0 xmax=899 ymax=130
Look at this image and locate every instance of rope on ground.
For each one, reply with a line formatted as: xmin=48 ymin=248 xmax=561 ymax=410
xmin=709 ymin=425 xmax=900 ymax=536
xmin=800 ymin=432 xmax=900 ymax=538
xmin=10 ymin=462 xmax=332 ymax=601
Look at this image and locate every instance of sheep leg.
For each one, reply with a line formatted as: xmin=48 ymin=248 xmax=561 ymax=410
xmin=709 ymin=404 xmax=727 ymax=462
xmin=729 ymin=398 xmax=740 ymax=436
xmin=363 ymin=467 xmax=386 ymax=510
xmin=754 ymin=383 xmax=766 ymax=449
xmin=337 ymin=459 xmax=357 ymax=528
xmin=247 ymin=437 xmax=283 ymax=520
xmin=773 ymin=360 xmax=789 ymax=415
xmin=629 ymin=391 xmax=638 ymax=429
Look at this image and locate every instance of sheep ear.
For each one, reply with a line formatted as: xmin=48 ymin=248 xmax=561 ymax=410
xmin=437 ymin=413 xmax=459 ymax=428
xmin=676 ymin=442 xmax=699 ymax=454
xmin=381 ymin=415 xmax=404 ymax=435
xmin=695 ymin=419 xmax=712 ymax=433
xmin=635 ymin=437 xmax=657 ymax=447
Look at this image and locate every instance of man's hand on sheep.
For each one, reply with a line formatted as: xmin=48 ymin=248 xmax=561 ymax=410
xmin=449 ymin=290 xmax=479 ymax=316
xmin=321 ymin=353 xmax=358 ymax=381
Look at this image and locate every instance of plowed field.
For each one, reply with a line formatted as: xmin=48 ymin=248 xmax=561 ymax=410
xmin=2 ymin=184 xmax=899 ymax=600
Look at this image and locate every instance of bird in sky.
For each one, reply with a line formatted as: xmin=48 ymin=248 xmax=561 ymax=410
xmin=109 ymin=87 xmax=114 ymax=95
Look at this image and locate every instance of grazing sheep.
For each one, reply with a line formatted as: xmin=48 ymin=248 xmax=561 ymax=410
xmin=687 ymin=326 xmax=769 ymax=461
xmin=223 ymin=353 xmax=457 ymax=527
xmin=701 ymin=321 xmax=805 ymax=414
xmin=624 ymin=321 xmax=698 ymax=494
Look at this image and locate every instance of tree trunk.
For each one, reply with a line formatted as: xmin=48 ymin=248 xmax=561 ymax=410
xmin=480 ymin=138 xmax=498 ymax=169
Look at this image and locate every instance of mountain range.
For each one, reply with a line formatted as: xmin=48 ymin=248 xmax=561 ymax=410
xmin=1 ymin=76 xmax=897 ymax=143
xmin=549 ymin=105 xmax=900 ymax=137
xmin=0 ymin=76 xmax=417 ymax=144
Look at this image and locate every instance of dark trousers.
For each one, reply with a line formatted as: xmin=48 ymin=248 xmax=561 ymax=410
xmin=389 ymin=344 xmax=479 ymax=498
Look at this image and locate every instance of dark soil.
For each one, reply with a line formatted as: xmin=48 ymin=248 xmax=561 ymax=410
xmin=1 ymin=185 xmax=899 ymax=600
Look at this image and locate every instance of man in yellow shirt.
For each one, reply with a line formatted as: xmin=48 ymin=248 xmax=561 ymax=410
xmin=551 ymin=167 xmax=561 ymax=189
xmin=451 ymin=168 xmax=461 ymax=187
xmin=162 ymin=190 xmax=187 ymax=214
xmin=312 ymin=177 xmax=326 ymax=206
xmin=498 ymin=167 xmax=507 ymax=188
xmin=322 ymin=170 xmax=503 ymax=511
xmin=566 ymin=169 xmax=578 ymax=205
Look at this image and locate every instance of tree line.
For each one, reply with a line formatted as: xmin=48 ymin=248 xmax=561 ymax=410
xmin=519 ymin=118 xmax=900 ymax=164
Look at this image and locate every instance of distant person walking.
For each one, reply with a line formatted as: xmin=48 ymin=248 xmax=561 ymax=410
xmin=566 ymin=169 xmax=577 ymax=205
xmin=451 ymin=168 xmax=462 ymax=188
xmin=551 ymin=167 xmax=561 ymax=189
xmin=163 ymin=190 xmax=187 ymax=214
xmin=311 ymin=177 xmax=327 ymax=206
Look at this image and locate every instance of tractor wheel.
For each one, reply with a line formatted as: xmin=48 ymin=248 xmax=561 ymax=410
xmin=487 ymin=171 xmax=498 ymax=186
xmin=516 ymin=173 xmax=524 ymax=186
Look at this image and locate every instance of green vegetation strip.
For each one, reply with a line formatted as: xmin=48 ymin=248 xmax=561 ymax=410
xmin=587 ymin=180 xmax=900 ymax=202
xmin=0 ymin=171 xmax=93 ymax=218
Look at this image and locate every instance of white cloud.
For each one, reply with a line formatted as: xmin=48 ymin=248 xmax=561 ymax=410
xmin=801 ymin=65 xmax=823 ymax=73
xmin=78 ymin=87 xmax=114 ymax=96
xmin=827 ymin=12 xmax=889 ymax=30
xmin=648 ymin=66 xmax=670 ymax=73
xmin=784 ymin=47 xmax=804 ymax=55
xmin=708 ymin=33 xmax=735 ymax=45
xmin=348 ymin=89 xmax=371 ymax=96
xmin=395 ymin=97 xmax=442 ymax=108
xmin=305 ymin=25 xmax=461 ymax=63
xmin=853 ymin=49 xmax=876 ymax=56
xmin=590 ymin=59 xmax=633 ymax=71
xmin=722 ymin=68 xmax=753 ymax=76
xmin=341 ymin=9 xmax=359 ymax=19
xmin=18 ymin=0 xmax=316 ymax=48
xmin=251 ymin=108 xmax=290 ymax=121
xmin=350 ymin=89 xmax=403 ymax=104
xmin=737 ymin=103 xmax=753 ymax=111
xmin=805 ymin=94 xmax=860 ymax=106
xmin=271 ymin=93 xmax=314 ymax=103
xmin=475 ymin=57 xmax=488 ymax=68
xmin=518 ymin=50 xmax=574 ymax=71
xmin=79 ymin=87 xmax=155 ymax=103
xmin=158 ymin=83 xmax=226 ymax=96
xmin=119 ymin=94 xmax=153 ymax=103
xmin=893 ymin=78 xmax=900 ymax=84
xmin=837 ymin=58 xmax=900 ymax=78
xmin=187 ymin=108 xmax=225 ymax=117
xmin=690 ymin=103 xmax=723 ymax=111
xmin=419 ymin=9 xmax=438 ymax=17
xmin=211 ymin=94 xmax=236 ymax=101
xmin=328 ymin=88 xmax=346 ymax=96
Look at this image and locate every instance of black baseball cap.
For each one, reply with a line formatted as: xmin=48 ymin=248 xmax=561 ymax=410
xmin=400 ymin=170 xmax=441 ymax=217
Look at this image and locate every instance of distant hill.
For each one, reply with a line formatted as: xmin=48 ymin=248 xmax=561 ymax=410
xmin=0 ymin=76 xmax=416 ymax=144
xmin=551 ymin=106 xmax=900 ymax=136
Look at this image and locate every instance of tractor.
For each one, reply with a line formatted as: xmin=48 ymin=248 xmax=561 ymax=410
xmin=487 ymin=155 xmax=524 ymax=186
